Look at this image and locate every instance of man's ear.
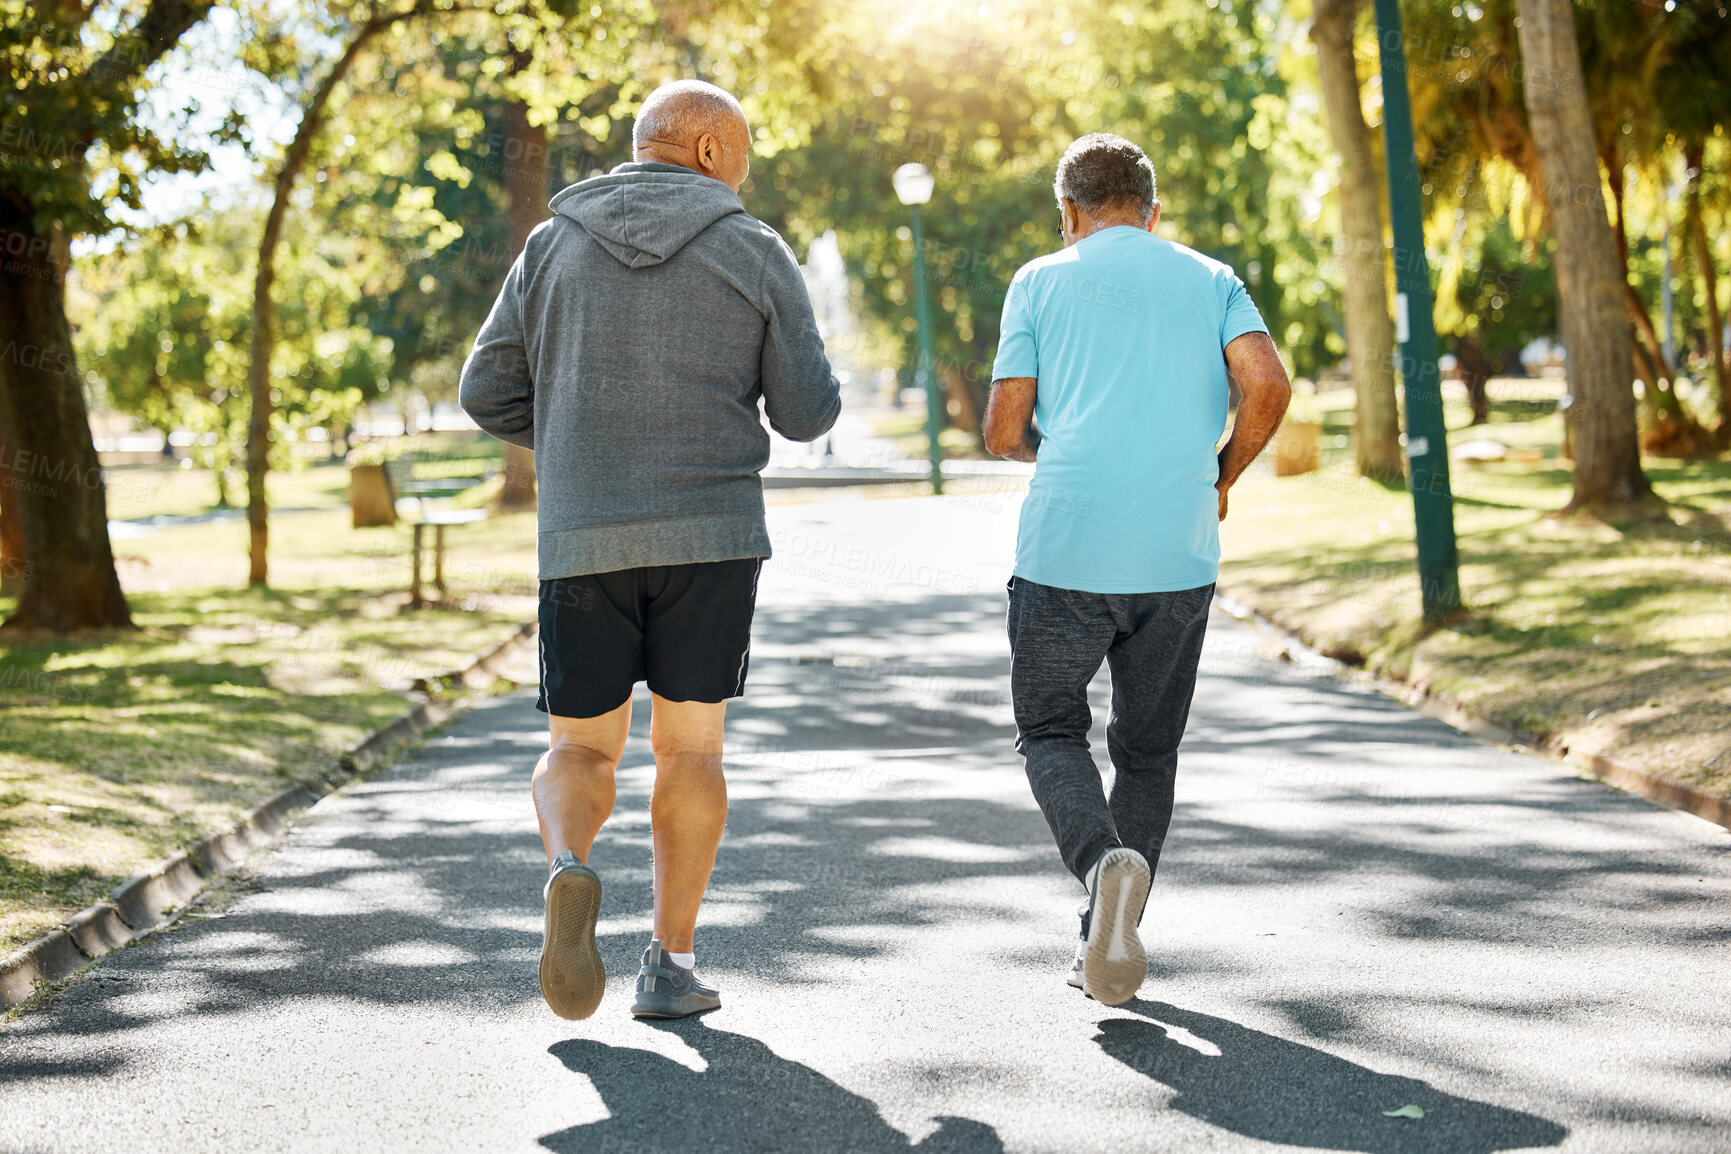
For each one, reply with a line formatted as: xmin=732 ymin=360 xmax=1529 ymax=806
xmin=1147 ymin=201 xmax=1162 ymax=230
xmin=695 ymin=131 xmax=721 ymax=175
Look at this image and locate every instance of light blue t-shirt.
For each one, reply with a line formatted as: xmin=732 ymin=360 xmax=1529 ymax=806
xmin=991 ymin=227 xmax=1268 ymax=594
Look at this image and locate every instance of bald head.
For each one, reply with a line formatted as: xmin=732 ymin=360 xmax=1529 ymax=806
xmin=632 ymin=81 xmax=752 ymax=192
xmin=634 ymin=80 xmax=746 ymax=151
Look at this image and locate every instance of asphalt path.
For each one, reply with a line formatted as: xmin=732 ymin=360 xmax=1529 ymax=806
xmin=2 ymin=493 xmax=1727 ymax=1153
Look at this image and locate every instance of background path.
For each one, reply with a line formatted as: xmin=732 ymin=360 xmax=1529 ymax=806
xmin=2 ymin=494 xmax=1727 ymax=1153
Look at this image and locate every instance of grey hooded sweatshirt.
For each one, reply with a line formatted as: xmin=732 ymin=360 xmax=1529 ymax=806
xmin=459 ymin=161 xmax=841 ymax=580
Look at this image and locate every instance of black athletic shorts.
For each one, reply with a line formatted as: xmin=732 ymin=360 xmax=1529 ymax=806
xmin=536 ymin=558 xmax=762 ymax=718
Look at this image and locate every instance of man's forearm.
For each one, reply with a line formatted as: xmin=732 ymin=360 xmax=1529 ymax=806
xmin=1216 ymin=381 xmax=1290 ymax=489
xmin=999 ymin=425 xmax=1041 ymax=463
xmin=983 ymin=377 xmax=1040 ymax=461
xmin=459 ymin=260 xmax=536 ymax=449
xmin=458 ymin=353 xmax=536 ymax=450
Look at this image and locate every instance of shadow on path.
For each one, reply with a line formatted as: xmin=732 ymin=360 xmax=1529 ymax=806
xmin=1 ymin=594 xmax=1717 ymax=1051
xmin=1097 ymin=1000 xmax=1567 ymax=1153
xmin=541 ymin=1019 xmax=1004 ymax=1154
xmin=2 ymin=588 xmax=1719 ymax=1152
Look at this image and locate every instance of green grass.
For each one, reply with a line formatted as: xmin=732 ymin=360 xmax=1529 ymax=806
xmin=102 ymin=459 xmax=353 ymax=523
xmin=0 ymin=453 xmax=537 ymax=951
xmin=103 ymin=437 xmax=506 ymax=523
xmin=871 ymin=411 xmax=987 ymax=459
xmin=1220 ymin=390 xmax=1731 ymax=799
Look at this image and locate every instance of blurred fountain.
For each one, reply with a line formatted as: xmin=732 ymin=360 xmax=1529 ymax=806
xmin=778 ymin=230 xmax=903 ymax=469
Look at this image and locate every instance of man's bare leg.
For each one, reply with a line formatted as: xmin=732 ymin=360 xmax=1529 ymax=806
xmin=647 ymin=694 xmax=729 ymax=954
xmin=537 ymin=701 xmax=632 ymax=866
xmin=535 ymin=702 xmax=632 ymax=1020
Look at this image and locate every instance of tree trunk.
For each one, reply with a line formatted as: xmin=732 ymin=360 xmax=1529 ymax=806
xmin=1629 ymin=327 xmax=1659 ymax=391
xmin=1684 ymin=141 xmax=1728 ymax=437
xmin=246 ymin=7 xmax=426 ymax=585
xmin=1454 ymin=336 xmax=1492 ymax=426
xmin=1696 ymin=219 xmax=1729 ymax=437
xmin=940 ymin=363 xmax=979 ymax=433
xmin=1624 ymin=280 xmax=1712 ymax=454
xmin=0 ymin=425 xmax=25 ymax=598
xmin=246 ymin=173 xmax=282 ymax=586
xmin=0 ymin=199 xmax=132 ymax=630
xmin=1605 ymin=156 xmax=1671 ymax=385
xmin=1624 ymin=283 xmax=1673 ymax=382
xmin=1312 ymin=0 xmax=1404 ymax=484
xmin=959 ymin=343 xmax=992 ymax=434
xmin=1556 ymin=304 xmax=1575 ymax=460
xmin=1607 ymin=157 xmax=1714 ymax=456
xmin=1515 ymin=0 xmax=1649 ymax=510
xmin=0 ymin=0 xmax=211 ymax=627
xmin=497 ymin=85 xmax=545 ymax=511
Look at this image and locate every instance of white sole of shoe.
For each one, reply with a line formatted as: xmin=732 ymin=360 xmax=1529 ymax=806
xmin=540 ymin=867 xmax=604 ymax=1020
xmin=630 ymin=992 xmax=722 ymax=1019
xmin=1082 ymin=848 xmax=1150 ymax=1006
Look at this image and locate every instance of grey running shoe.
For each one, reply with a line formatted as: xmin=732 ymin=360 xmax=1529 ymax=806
xmin=1066 ymin=901 xmax=1088 ymax=991
xmin=539 ymin=851 xmax=604 ymax=1020
xmin=1081 ymin=846 xmax=1151 ymax=1005
xmin=630 ymin=939 xmax=721 ymax=1019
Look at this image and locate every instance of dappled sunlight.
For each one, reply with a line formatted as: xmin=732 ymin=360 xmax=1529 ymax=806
xmin=1218 ymin=462 xmax=1731 ymax=787
xmin=5 ymin=585 xmax=1724 ymax=1149
xmin=355 ymin=939 xmax=479 ymax=968
xmin=0 ymin=580 xmax=533 ymax=949
xmin=868 ymin=836 xmax=1041 ymax=863
xmin=0 ymin=0 xmax=1722 ymax=1137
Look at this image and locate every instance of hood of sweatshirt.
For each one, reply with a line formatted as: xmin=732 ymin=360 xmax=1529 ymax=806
xmin=549 ymin=161 xmax=746 ymax=270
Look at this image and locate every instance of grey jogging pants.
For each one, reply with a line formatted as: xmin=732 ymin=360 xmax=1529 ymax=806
xmin=1006 ymin=576 xmax=1214 ymax=884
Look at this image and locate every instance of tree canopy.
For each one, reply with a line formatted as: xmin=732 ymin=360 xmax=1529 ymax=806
xmin=3 ymin=0 xmax=1728 ymax=623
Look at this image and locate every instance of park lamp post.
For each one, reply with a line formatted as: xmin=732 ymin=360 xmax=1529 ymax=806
xmin=1373 ymin=0 xmax=1461 ymax=621
xmin=893 ymin=162 xmax=944 ymax=495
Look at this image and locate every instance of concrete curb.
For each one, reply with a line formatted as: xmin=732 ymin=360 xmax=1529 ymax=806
xmin=107 ymin=852 xmax=205 ymax=935
xmin=0 ymin=620 xmax=538 ymax=1012
xmin=1213 ymin=590 xmax=1731 ymax=834
xmin=0 ymin=931 xmax=83 ymax=1009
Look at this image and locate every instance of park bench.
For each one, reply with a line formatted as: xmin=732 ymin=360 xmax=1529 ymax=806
xmin=382 ymin=458 xmax=492 ymax=516
xmin=379 ymin=458 xmax=497 ymax=608
xmin=407 ymin=508 xmax=490 ymax=608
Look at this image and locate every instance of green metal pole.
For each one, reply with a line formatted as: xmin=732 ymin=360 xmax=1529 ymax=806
xmin=1373 ymin=0 xmax=1460 ymax=620
xmin=909 ymin=204 xmax=943 ymax=495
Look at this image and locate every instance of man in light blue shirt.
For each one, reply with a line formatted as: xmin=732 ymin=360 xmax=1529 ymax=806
xmin=984 ymin=133 xmax=1291 ymax=1006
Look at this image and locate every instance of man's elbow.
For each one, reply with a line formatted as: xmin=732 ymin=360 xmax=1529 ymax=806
xmin=770 ymin=392 xmax=842 ymax=444
xmin=456 ymin=365 xmax=493 ymax=424
xmin=982 ymin=425 xmax=1013 ymax=459
xmin=1266 ymin=376 xmax=1294 ymax=418
xmin=459 ymin=389 xmax=534 ymax=449
xmin=466 ymin=406 xmax=535 ymax=450
xmin=1242 ymin=373 xmax=1293 ymax=418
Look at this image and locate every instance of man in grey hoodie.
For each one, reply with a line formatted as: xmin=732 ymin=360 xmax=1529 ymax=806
xmin=459 ymin=80 xmax=840 ymax=1022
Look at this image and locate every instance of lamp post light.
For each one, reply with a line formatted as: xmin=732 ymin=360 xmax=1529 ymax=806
xmin=893 ymin=162 xmax=943 ymax=495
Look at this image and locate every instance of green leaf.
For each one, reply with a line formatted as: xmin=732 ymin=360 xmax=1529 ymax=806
xmin=1382 ymin=1105 xmax=1425 ymax=1120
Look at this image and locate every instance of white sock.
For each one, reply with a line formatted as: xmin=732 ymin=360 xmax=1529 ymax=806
xmin=668 ymin=951 xmax=696 ymax=970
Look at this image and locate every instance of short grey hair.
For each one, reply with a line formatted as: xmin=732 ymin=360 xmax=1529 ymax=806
xmin=633 ymin=80 xmax=748 ymax=149
xmin=1054 ymin=133 xmax=1157 ymax=223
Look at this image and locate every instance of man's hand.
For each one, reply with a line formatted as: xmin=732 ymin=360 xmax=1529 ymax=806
xmin=1216 ymin=482 xmax=1229 ymax=522
xmin=983 ymin=377 xmax=1040 ymax=463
